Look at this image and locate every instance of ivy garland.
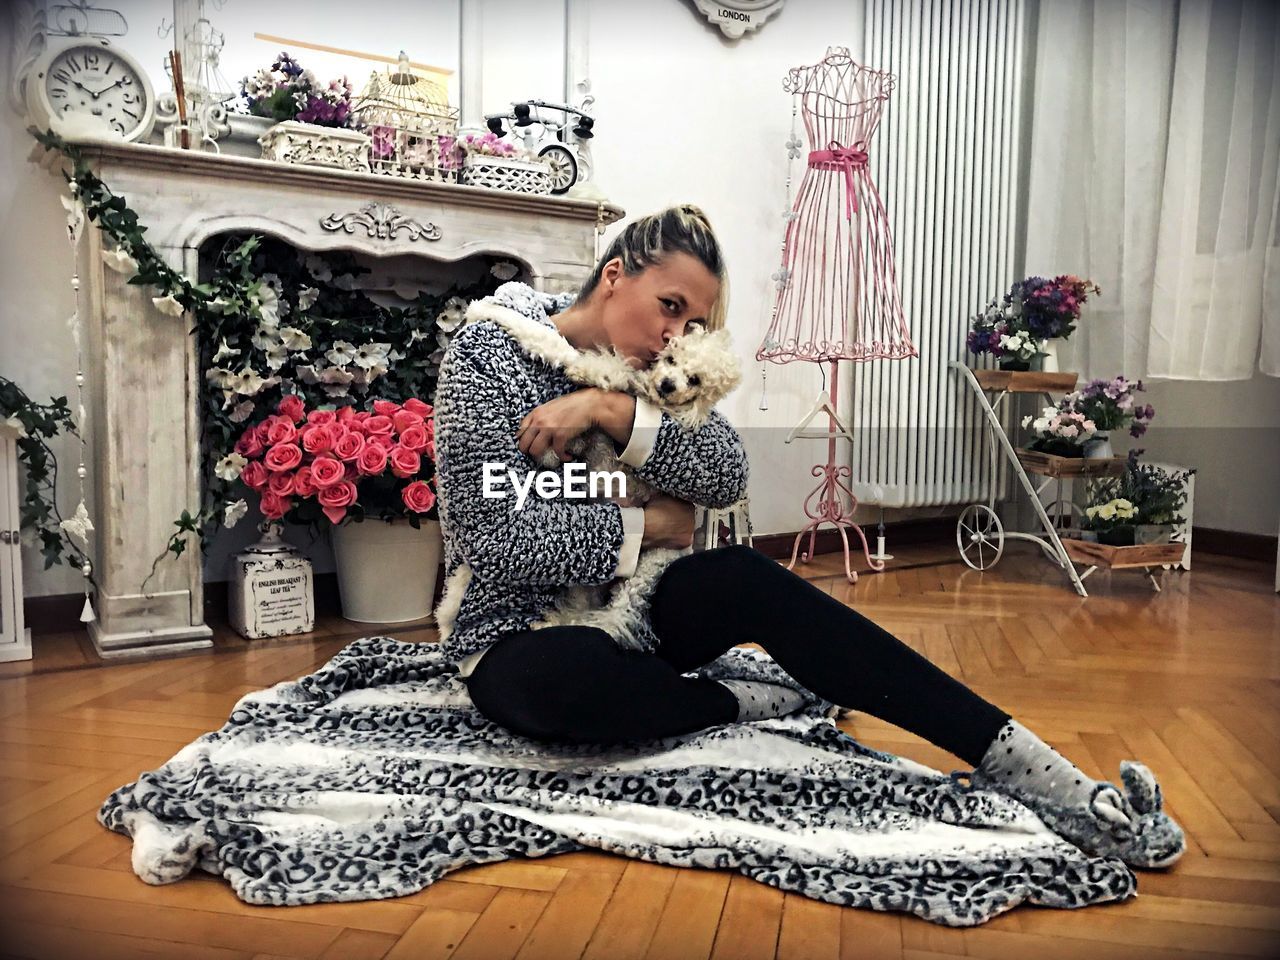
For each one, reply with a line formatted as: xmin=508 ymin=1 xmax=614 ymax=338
xmin=27 ymin=127 xmax=517 ymax=589
xmin=0 ymin=379 xmax=94 ymax=581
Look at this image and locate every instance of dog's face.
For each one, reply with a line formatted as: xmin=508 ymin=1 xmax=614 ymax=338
xmin=636 ymin=326 xmax=741 ymax=423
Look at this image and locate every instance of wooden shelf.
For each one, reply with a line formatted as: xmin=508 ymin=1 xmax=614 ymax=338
xmin=1062 ymin=538 xmax=1187 ymax=569
xmin=1015 ymin=447 xmax=1127 ymax=478
xmin=970 ymin=369 xmax=1079 ymax=393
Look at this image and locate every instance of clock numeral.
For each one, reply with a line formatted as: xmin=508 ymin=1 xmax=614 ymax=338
xmin=121 ymin=75 xmax=133 ymax=86
xmin=105 ymin=61 xmax=114 ymax=75
xmin=123 ymin=108 xmax=139 ymax=120
xmin=83 ymin=52 xmax=99 ymax=70
xmin=52 ymin=68 xmax=71 ymax=84
xmin=66 ymin=55 xmax=80 ymax=72
xmin=121 ymin=93 xmax=137 ymax=105
xmin=50 ymin=87 xmax=67 ymax=99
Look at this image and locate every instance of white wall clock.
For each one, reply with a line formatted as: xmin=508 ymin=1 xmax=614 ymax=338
xmin=24 ymin=36 xmax=155 ymax=143
xmin=691 ymin=0 xmax=786 ymax=39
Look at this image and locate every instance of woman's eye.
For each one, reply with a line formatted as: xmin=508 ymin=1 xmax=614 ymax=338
xmin=661 ymin=298 xmax=679 ymax=313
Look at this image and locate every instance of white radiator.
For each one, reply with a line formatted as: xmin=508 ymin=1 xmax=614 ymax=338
xmin=851 ymin=0 xmax=1030 ymax=508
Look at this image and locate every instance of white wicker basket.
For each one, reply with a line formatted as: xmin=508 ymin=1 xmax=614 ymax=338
xmin=460 ymin=153 xmax=553 ymax=195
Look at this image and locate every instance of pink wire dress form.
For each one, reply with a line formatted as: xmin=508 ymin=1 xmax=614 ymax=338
xmin=758 ymin=49 xmax=916 ymax=364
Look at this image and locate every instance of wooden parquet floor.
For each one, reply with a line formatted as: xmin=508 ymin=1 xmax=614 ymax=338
xmin=2 ymin=543 xmax=1278 ymax=960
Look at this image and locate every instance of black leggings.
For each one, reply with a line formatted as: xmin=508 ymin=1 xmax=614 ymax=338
xmin=464 ymin=544 xmax=1011 ymax=766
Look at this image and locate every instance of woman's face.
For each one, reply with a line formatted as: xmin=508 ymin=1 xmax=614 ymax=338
xmin=596 ymin=252 xmax=721 ymax=370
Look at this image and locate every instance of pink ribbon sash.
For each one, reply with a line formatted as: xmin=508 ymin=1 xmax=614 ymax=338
xmin=808 ymin=143 xmax=869 ymax=219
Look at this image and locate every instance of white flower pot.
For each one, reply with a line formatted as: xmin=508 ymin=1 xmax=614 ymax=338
xmin=330 ymin=517 xmax=442 ymax=623
xmin=1082 ymin=432 xmax=1113 ymax=459
xmin=259 ymin=120 xmax=372 ymax=173
xmin=1040 ymin=339 xmax=1060 ymax=372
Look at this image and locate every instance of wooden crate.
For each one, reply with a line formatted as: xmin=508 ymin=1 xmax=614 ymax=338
xmin=1062 ymin=538 xmax=1187 ymax=569
xmin=1015 ymin=447 xmax=1127 ymax=478
xmin=970 ymin=369 xmax=1079 ymax=393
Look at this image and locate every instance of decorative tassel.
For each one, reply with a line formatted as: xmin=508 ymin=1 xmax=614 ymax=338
xmin=758 ymin=362 xmax=769 ymax=411
xmin=80 ymin=593 xmax=97 ymax=623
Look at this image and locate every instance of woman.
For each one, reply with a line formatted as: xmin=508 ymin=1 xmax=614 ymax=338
xmin=432 ymin=204 xmax=1184 ymax=870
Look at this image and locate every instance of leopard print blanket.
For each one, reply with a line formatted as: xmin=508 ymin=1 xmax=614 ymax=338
xmin=97 ymin=637 xmax=1136 ymax=927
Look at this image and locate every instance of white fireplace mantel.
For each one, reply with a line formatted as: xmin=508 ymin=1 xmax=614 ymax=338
xmin=33 ymin=138 xmax=624 ymax=658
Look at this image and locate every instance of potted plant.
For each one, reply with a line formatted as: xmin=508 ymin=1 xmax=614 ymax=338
xmin=1082 ymin=497 xmax=1138 ymax=545
xmin=239 ymin=52 xmax=371 ymax=172
xmin=226 ymin=394 xmax=442 ymax=622
xmin=1095 ymin=451 xmax=1192 ymax=545
xmin=966 ymin=274 xmax=1100 ymax=371
xmin=1060 ymin=376 xmax=1155 ymax=459
xmin=1021 ymin=405 xmax=1099 ymax=457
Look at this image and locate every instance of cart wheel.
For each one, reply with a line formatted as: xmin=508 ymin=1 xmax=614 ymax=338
xmin=956 ymin=504 xmax=1005 ymax=571
xmin=539 ymin=144 xmax=578 ymax=194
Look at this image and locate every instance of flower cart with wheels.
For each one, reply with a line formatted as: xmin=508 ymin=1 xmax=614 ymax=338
xmin=949 ymin=362 xmax=1129 ymax=597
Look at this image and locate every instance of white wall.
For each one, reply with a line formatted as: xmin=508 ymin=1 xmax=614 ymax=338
xmin=4 ymin=0 xmax=1275 ymax=604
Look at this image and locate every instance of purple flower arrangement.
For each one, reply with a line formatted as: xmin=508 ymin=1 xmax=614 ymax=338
xmin=967 ymin=274 xmax=1101 ymax=360
xmin=239 ymin=52 xmax=354 ymax=129
xmin=1063 ymin=376 xmax=1155 ymax=438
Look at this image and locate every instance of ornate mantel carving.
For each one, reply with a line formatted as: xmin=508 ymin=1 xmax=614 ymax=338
xmin=320 ymin=203 xmax=442 ymax=243
xmin=33 ymin=138 xmax=623 ymax=658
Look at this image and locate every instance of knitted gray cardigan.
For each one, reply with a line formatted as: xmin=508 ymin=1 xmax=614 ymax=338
xmin=432 ymin=281 xmax=750 ymax=669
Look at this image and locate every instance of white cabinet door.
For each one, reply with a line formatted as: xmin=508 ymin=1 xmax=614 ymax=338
xmin=0 ymin=428 xmax=32 ymax=661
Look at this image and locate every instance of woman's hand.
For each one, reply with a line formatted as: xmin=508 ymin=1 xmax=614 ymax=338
xmin=516 ymin=388 xmax=636 ymax=461
xmin=642 ymin=493 xmax=696 ymax=549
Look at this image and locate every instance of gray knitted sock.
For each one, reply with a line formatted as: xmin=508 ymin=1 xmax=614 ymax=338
xmin=718 ymin=679 xmax=807 ymax=722
xmin=976 ymin=718 xmax=1129 ymax=823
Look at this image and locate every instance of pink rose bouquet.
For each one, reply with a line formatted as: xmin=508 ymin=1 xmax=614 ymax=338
xmin=227 ymin=394 xmax=438 ymax=526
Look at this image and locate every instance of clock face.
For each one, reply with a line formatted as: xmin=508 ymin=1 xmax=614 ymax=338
xmin=43 ymin=45 xmax=148 ymax=138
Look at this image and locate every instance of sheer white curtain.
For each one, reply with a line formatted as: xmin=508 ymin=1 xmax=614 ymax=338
xmin=1024 ymin=0 xmax=1280 ymax=380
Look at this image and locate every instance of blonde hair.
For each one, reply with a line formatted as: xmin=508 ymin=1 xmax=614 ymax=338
xmin=575 ymin=203 xmax=729 ymax=332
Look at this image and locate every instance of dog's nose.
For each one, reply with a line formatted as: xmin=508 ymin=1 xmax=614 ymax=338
xmin=659 ymin=378 xmax=675 ymax=395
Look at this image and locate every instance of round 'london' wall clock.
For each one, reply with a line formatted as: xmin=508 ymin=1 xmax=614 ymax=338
xmin=691 ymin=0 xmax=787 ymax=39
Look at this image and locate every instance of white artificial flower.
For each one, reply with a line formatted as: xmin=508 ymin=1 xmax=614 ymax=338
xmin=387 ymin=348 xmax=405 ymax=362
xmin=215 ymin=452 xmax=247 ymax=482
xmin=265 ymin=343 xmax=292 ymax=371
xmin=209 ymin=296 xmax=236 ymax=315
xmin=319 ymin=366 xmax=355 ymax=386
xmin=294 ymin=364 xmax=321 ymax=384
xmin=224 ymin=499 xmax=249 ymax=528
xmin=353 ymin=342 xmax=391 ymax=370
xmin=255 ymin=285 xmax=281 ymax=327
xmin=152 ymin=293 xmax=185 ymax=317
xmin=303 ymin=254 xmax=332 ymax=282
xmin=231 ymin=367 xmax=268 ymax=396
xmin=435 ymin=300 xmax=467 ymax=333
xmin=409 ymin=328 xmax=430 ymax=343
xmin=212 ymin=338 xmax=239 ymax=364
xmin=101 ymin=246 xmax=138 ymax=275
xmin=321 ymin=383 xmax=352 ymax=398
xmin=3 ymin=414 xmax=27 ymax=438
xmin=490 ymin=261 xmax=519 ymax=281
xmin=228 ymin=400 xmax=255 ymax=423
xmin=60 ymin=193 xmax=84 ymax=239
xmin=332 ymin=273 xmax=358 ymax=291
xmin=59 ymin=500 xmax=94 ymax=547
xmin=278 ymin=327 xmax=312 ymax=351
xmin=297 ymin=286 xmax=320 ymax=310
xmin=1097 ymin=503 xmax=1116 ymax=520
xmin=429 ymin=348 xmax=446 ymax=364
xmin=251 ymin=325 xmax=283 ymax=352
xmin=326 ymin=341 xmax=358 ymax=366
xmin=205 ymin=367 xmax=238 ymax=389
xmin=260 ymin=273 xmax=283 ymax=295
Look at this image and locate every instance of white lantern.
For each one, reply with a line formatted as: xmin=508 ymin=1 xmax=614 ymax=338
xmin=229 ymin=521 xmax=315 ymax=640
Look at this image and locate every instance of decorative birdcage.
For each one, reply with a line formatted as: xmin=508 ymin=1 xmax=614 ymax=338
xmin=351 ymin=51 xmax=459 ymax=182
